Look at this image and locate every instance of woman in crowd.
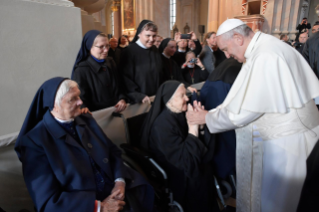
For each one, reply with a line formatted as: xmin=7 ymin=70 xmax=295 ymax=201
xmin=141 ymin=81 xmax=218 ymax=212
xmin=71 ymin=30 xmax=127 ymax=112
xmin=181 ymin=51 xmax=209 ymax=84
xmin=118 ymin=35 xmax=130 ymax=50
xmin=154 ymin=35 xmax=163 ymax=48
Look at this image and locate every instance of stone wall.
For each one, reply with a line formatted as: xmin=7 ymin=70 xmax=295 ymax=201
xmin=0 ymin=0 xmax=82 ymax=137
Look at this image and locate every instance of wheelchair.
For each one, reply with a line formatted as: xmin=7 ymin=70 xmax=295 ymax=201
xmin=113 ymin=112 xmax=184 ymax=212
xmin=113 ymin=110 xmax=237 ymax=212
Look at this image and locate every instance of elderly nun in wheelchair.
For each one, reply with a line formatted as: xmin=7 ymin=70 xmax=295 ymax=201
xmin=141 ymin=80 xmax=219 ymax=212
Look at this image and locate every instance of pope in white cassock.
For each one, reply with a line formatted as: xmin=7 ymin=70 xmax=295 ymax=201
xmin=186 ymin=19 xmax=319 ymax=212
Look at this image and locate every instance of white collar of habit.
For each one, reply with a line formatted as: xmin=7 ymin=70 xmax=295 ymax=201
xmin=178 ymin=49 xmax=186 ymax=53
xmin=136 ymin=39 xmax=149 ymax=49
xmin=162 ymin=52 xmax=170 ymax=59
xmin=54 ymin=116 xmax=74 ymax=123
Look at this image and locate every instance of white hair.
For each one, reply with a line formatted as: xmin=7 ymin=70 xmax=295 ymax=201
xmin=54 ymin=80 xmax=78 ymax=107
xmin=220 ymin=24 xmax=253 ymax=41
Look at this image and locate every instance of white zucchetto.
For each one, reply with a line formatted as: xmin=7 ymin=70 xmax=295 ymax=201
xmin=216 ymin=19 xmax=246 ymax=36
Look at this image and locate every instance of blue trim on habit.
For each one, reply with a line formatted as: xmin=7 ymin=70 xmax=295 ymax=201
xmin=91 ymin=55 xmax=105 ymax=63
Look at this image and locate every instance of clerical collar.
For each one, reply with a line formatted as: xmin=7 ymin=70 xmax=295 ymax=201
xmin=119 ymin=44 xmax=126 ymax=48
xmin=162 ymin=52 xmax=170 ymax=59
xmin=54 ymin=116 xmax=74 ymax=123
xmin=178 ymin=49 xmax=186 ymax=53
xmin=136 ymin=39 xmax=148 ymax=49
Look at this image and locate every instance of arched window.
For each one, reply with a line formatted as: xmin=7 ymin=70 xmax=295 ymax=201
xmin=170 ymin=0 xmax=176 ymax=30
xmin=111 ymin=12 xmax=114 ymax=36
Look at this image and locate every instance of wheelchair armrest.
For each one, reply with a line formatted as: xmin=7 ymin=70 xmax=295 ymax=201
xmin=120 ymin=143 xmax=168 ymax=181
xmin=120 ymin=143 xmax=151 ymax=159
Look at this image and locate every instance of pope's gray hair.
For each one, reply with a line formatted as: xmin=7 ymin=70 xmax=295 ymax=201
xmin=220 ymin=24 xmax=253 ymax=40
xmin=54 ymin=80 xmax=79 ymax=107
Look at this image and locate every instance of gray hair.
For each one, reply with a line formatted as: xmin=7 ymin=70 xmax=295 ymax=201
xmin=220 ymin=24 xmax=253 ymax=40
xmin=54 ymin=80 xmax=78 ymax=107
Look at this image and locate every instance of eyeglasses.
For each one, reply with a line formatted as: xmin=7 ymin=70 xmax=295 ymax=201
xmin=94 ymin=45 xmax=110 ymax=50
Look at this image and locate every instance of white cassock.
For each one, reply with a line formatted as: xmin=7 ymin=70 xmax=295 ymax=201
xmin=206 ymin=31 xmax=319 ymax=212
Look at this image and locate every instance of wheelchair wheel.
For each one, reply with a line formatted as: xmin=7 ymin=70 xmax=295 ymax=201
xmin=168 ymin=201 xmax=184 ymax=212
xmin=220 ymin=180 xmax=232 ymax=199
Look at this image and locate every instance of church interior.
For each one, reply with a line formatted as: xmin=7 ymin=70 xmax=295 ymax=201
xmin=1 ymin=0 xmax=319 ymax=211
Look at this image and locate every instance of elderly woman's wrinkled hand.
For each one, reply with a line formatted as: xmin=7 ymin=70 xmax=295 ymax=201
xmin=186 ymin=104 xmax=199 ymax=137
xmin=81 ymin=107 xmax=92 ymax=115
xmin=186 ymin=101 xmax=207 ymax=125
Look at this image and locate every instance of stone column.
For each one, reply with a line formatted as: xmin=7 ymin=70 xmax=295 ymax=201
xmin=84 ymin=0 xmax=107 ymax=34
xmin=207 ymin=0 xmax=219 ymax=32
xmin=114 ymin=6 xmax=122 ymax=38
xmin=289 ymin=0 xmax=302 ymax=40
xmin=281 ymin=0 xmax=292 ymax=35
xmin=271 ymin=0 xmax=284 ymax=38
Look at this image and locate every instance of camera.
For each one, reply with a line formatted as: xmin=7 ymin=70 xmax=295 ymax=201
xmin=189 ymin=58 xmax=198 ymax=64
xmin=181 ymin=34 xmax=192 ymax=39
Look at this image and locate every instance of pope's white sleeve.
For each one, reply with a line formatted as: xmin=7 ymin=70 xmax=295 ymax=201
xmin=205 ymin=106 xmax=263 ymax=133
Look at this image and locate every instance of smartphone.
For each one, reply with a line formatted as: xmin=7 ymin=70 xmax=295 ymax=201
xmin=189 ymin=58 xmax=198 ymax=64
xmin=181 ymin=34 xmax=191 ymax=39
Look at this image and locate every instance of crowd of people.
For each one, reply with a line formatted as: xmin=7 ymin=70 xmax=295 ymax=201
xmin=280 ymin=18 xmax=319 ymax=55
xmin=14 ymin=17 xmax=319 ymax=212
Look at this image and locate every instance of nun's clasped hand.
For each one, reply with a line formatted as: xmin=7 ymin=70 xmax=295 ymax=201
xmin=186 ymin=100 xmax=208 ymax=125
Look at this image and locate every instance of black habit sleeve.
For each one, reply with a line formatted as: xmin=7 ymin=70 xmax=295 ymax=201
xmin=193 ymin=40 xmax=203 ymax=57
xmin=120 ymin=44 xmax=163 ymax=103
xmin=150 ymin=112 xmax=208 ymax=178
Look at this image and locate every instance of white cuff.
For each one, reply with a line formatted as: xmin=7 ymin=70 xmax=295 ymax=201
xmin=97 ymin=200 xmax=101 ymax=212
xmin=115 ymin=178 xmax=126 ymax=184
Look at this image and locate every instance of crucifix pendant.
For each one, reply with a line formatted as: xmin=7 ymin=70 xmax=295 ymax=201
xmin=191 ymin=77 xmax=194 ymax=84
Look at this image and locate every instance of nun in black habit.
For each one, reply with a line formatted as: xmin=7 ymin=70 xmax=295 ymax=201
xmin=141 ymin=81 xmax=218 ymax=212
xmin=200 ymin=58 xmax=242 ymax=180
xmin=159 ymin=38 xmax=188 ymax=84
xmin=117 ymin=35 xmax=129 ymax=50
xmin=120 ymin=20 xmax=163 ymax=103
xmin=14 ymin=77 xmax=154 ymax=212
xmin=71 ymin=30 xmax=127 ymax=112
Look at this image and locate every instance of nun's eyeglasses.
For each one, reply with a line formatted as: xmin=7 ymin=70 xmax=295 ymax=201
xmin=94 ymin=45 xmax=110 ymax=50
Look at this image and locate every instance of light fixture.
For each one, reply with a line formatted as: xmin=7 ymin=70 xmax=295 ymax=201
xmin=316 ymin=4 xmax=319 ymax=16
xmin=111 ymin=0 xmax=121 ymax=12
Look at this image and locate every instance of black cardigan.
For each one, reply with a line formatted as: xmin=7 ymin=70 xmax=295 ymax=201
xmin=72 ymin=56 xmax=127 ymax=111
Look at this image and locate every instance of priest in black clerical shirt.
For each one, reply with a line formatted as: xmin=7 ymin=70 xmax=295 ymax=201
xmin=181 ymin=51 xmax=209 ymax=85
xmin=107 ymin=37 xmax=121 ymax=68
xmin=121 ymin=20 xmax=163 ymax=104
